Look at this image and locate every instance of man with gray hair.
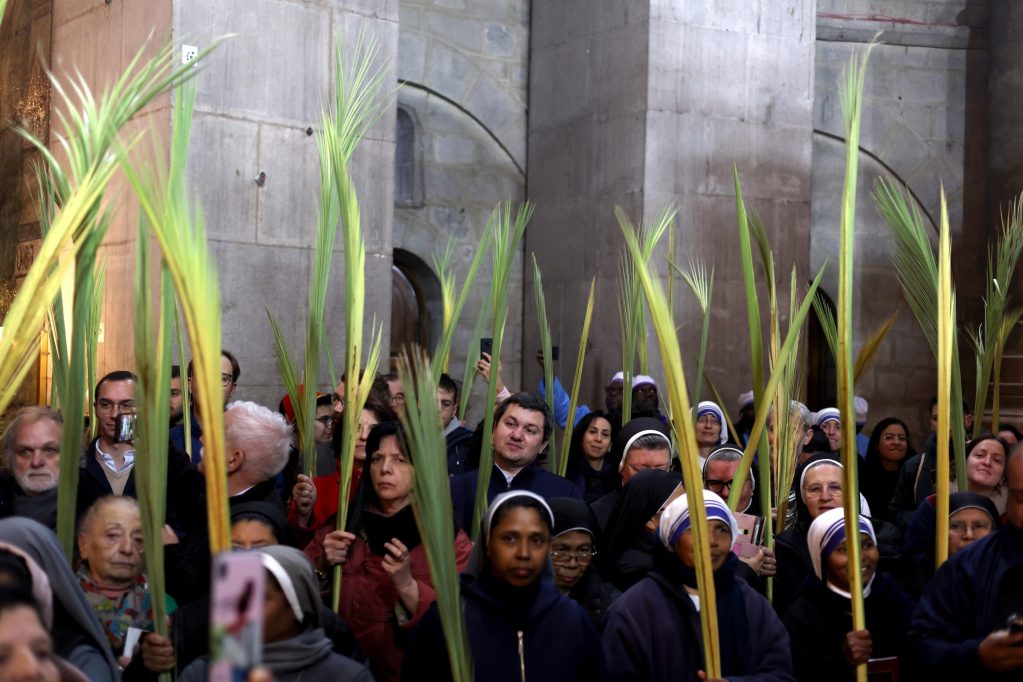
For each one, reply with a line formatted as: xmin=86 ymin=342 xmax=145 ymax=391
xmin=199 ymin=400 xmax=292 ymax=513
xmin=0 ymin=406 xmax=63 ymax=528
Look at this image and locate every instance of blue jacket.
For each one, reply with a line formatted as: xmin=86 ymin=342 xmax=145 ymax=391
xmin=449 ymin=464 xmax=582 ymax=532
xmin=403 ymin=572 xmax=606 ymax=682
xmin=603 ymin=570 xmax=794 ymax=681
xmin=907 ymin=525 xmax=1023 ymax=679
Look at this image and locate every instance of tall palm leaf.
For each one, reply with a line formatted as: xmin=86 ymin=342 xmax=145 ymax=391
xmin=531 ymin=254 xmax=556 ymax=469
xmin=935 ymin=189 xmax=956 ymax=569
xmin=619 ymin=203 xmax=722 ymax=676
xmin=431 ymin=232 xmax=492 ymax=377
xmin=559 ymin=278 xmax=596 ymax=473
xmin=122 ymin=84 xmax=231 ymax=553
xmin=472 ymin=203 xmax=532 ymax=537
xmin=835 ymin=46 xmax=875 ymax=682
xmin=873 ymin=178 xmax=968 ymax=490
xmin=132 ymin=218 xmax=174 ymax=682
xmin=397 ymin=348 xmax=473 ymax=682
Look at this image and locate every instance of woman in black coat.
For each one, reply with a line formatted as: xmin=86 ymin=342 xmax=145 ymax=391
xmin=402 ymin=491 xmax=606 ymax=682
xmin=783 ymin=508 xmax=915 ymax=681
xmin=858 ymin=417 xmax=916 ymax=524
xmin=547 ymin=497 xmax=620 ymax=631
xmin=564 ymin=411 xmax=618 ymax=503
xmin=602 ymin=469 xmax=684 ymax=591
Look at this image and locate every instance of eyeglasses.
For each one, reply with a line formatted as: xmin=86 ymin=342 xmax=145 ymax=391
xmin=881 ymin=433 xmax=908 ymax=443
xmin=697 ymin=414 xmax=721 ymax=426
xmin=331 ymin=393 xmax=345 ymax=407
xmin=315 ymin=416 xmax=332 ymax=426
xmin=220 ymin=373 xmax=235 ymax=388
xmin=96 ymin=399 xmax=136 ymax=413
xmin=804 ymin=483 xmax=842 ymax=498
xmin=390 ymin=393 xmax=406 ymax=406
xmin=550 ymin=549 xmax=595 ymax=564
xmin=705 ymin=478 xmax=748 ymax=494
xmin=949 ymin=521 xmax=992 ymax=536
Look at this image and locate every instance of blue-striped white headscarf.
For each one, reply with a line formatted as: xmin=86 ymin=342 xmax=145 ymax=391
xmin=807 ymin=507 xmax=877 ymax=597
xmin=696 ymin=401 xmax=728 ymax=445
xmin=658 ymin=489 xmax=739 ymax=550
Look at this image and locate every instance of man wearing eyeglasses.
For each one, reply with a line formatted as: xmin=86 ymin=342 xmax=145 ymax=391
xmin=590 ymin=417 xmax=673 ymax=531
xmin=78 ymin=370 xmax=139 ymax=513
xmin=438 ymin=373 xmax=472 ymax=476
xmin=170 ymin=350 xmax=240 ymax=465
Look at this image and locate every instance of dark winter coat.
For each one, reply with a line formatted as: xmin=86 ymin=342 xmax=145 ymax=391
xmin=602 ymin=569 xmax=794 ymax=681
xmin=906 ymin=525 xmax=1023 ymax=680
xmin=449 ymin=464 xmax=582 ymax=532
xmin=402 ymin=572 xmax=607 ymax=682
xmin=783 ymin=572 xmax=915 ymax=681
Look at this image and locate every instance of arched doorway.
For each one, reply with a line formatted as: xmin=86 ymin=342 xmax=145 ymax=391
xmin=806 ymin=288 xmax=837 ymax=409
xmin=390 ymin=249 xmax=442 ymax=369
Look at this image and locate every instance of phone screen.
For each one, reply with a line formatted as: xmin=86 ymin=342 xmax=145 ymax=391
xmin=480 ymin=338 xmax=493 ymax=357
xmin=209 ymin=552 xmax=265 ymax=682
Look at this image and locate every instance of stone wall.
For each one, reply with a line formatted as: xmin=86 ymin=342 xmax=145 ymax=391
xmin=812 ymin=0 xmax=988 ymax=440
xmin=526 ymin=1 xmax=817 ymax=428
xmin=396 ymin=0 xmax=529 ymax=397
xmin=176 ymin=1 xmax=398 ymax=407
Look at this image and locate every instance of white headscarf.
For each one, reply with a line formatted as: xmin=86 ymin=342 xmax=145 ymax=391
xmin=696 ymin=401 xmax=729 ymax=445
xmin=658 ymin=489 xmax=739 ymax=550
xmin=807 ymin=507 xmax=877 ymax=598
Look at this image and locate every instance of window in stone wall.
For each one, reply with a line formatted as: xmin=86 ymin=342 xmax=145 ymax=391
xmin=395 ymin=107 xmax=418 ymax=206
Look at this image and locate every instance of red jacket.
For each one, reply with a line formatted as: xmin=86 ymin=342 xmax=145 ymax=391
xmin=307 ymin=522 xmax=473 ymax=682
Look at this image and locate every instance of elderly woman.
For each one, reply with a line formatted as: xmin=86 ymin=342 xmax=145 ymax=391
xmin=547 ymin=497 xmax=620 ymax=631
xmin=180 ymin=545 xmax=372 ymax=682
xmin=311 ymin=422 xmax=472 ymax=682
xmin=901 ymin=491 xmax=1000 ymax=597
xmin=0 ymin=518 xmax=119 ymax=681
xmin=783 ymin=508 xmax=915 ymax=681
xmin=603 ymin=489 xmax=794 ymax=680
xmin=774 ymin=455 xmax=844 ymax=616
xmin=403 ymin=491 xmax=607 ymax=681
xmin=75 ymin=496 xmax=161 ymax=654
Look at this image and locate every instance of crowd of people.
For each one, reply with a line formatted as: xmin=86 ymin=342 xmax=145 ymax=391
xmin=1 ymin=346 xmax=1022 ymax=681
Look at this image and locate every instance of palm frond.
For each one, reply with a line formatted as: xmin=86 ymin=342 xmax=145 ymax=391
xmin=674 ymin=258 xmax=715 ymax=410
xmin=559 ymin=279 xmax=596 ymax=473
xmin=21 ymin=40 xmax=202 ymax=559
xmin=991 ymin=307 xmax=1023 ymax=431
xmin=531 ymin=254 xmax=556 ymax=470
xmin=836 ymin=46 xmax=874 ymax=681
xmin=853 ymin=311 xmax=898 ymax=385
xmin=619 ymin=203 xmax=722 ymax=677
xmin=873 ymin=177 xmax=968 ymax=489
xmin=133 ymin=217 xmax=174 ymax=680
xmin=935 ymin=187 xmax=955 ymax=569
xmin=458 ymin=293 xmax=492 ymax=422
xmin=971 ymin=198 xmax=1023 ymax=434
xmin=122 ymin=83 xmax=230 ymax=554
xmin=811 ymin=292 xmax=838 ymax=362
xmin=430 ymin=233 xmax=492 ymax=378
xmin=472 ymin=203 xmax=532 ymax=537
xmin=397 ymin=348 xmax=473 ymax=682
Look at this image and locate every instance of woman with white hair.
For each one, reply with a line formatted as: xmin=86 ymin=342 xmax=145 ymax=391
xmin=782 ymin=508 xmax=914 ymax=681
xmin=602 ymin=489 xmax=794 ymax=681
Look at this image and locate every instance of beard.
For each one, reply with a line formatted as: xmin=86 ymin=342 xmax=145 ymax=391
xmin=16 ymin=469 xmax=57 ymax=494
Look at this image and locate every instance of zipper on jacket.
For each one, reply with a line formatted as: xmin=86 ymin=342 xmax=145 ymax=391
xmin=517 ymin=630 xmax=525 ymax=682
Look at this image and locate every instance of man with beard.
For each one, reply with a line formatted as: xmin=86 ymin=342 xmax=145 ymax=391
xmin=0 ymin=407 xmax=63 ymax=528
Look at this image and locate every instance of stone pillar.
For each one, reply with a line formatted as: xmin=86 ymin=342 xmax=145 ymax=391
xmin=525 ymin=1 xmax=816 ymax=417
xmin=987 ymin=1 xmax=1023 ymax=218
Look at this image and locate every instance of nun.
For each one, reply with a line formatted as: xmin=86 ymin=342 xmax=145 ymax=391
xmin=783 ymin=508 xmax=914 ymax=681
xmin=695 ymin=401 xmax=729 ymax=464
xmin=602 ymin=490 xmax=794 ymax=681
